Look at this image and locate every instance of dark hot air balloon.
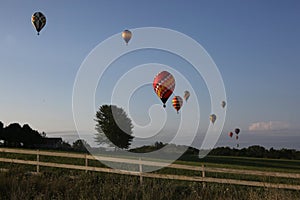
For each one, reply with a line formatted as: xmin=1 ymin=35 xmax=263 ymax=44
xmin=221 ymin=101 xmax=226 ymax=108
xmin=32 ymin=12 xmax=46 ymax=35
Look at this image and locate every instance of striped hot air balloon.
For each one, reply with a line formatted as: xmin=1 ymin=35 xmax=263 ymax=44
xmin=31 ymin=12 xmax=46 ymax=35
xmin=172 ymin=96 xmax=183 ymax=114
xmin=153 ymin=71 xmax=175 ymax=108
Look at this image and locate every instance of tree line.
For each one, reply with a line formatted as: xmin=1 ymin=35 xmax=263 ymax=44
xmin=2 ymin=104 xmax=299 ymax=161
xmin=0 ymin=121 xmax=91 ymax=152
xmin=0 ymin=121 xmax=45 ymax=148
xmin=208 ymin=145 xmax=300 ymax=160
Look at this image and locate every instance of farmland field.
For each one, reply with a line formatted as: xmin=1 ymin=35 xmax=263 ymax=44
xmin=1 ymin=148 xmax=300 ymax=199
xmin=181 ymin=155 xmax=300 ymax=173
xmin=0 ymin=166 xmax=300 ymax=200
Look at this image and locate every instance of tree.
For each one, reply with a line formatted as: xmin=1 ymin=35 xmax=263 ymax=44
xmin=3 ymin=123 xmax=23 ymax=147
xmin=72 ymin=139 xmax=91 ymax=152
xmin=0 ymin=121 xmax=3 ymax=145
xmin=22 ymin=124 xmax=42 ymax=147
xmin=60 ymin=141 xmax=72 ymax=151
xmin=0 ymin=121 xmax=3 ymax=137
xmin=0 ymin=122 xmax=44 ymax=148
xmin=245 ymin=145 xmax=266 ymax=158
xmin=95 ymin=105 xmax=134 ymax=149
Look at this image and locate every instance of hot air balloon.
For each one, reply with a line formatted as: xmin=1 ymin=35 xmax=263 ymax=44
xmin=221 ymin=101 xmax=226 ymax=108
xmin=122 ymin=30 xmax=132 ymax=45
xmin=31 ymin=12 xmax=46 ymax=35
xmin=234 ymin=128 xmax=240 ymax=148
xmin=228 ymin=132 xmax=233 ymax=138
xmin=184 ymin=90 xmax=190 ymax=102
xmin=172 ymin=96 xmax=183 ymax=114
xmin=209 ymin=114 xmax=217 ymax=124
xmin=153 ymin=71 xmax=175 ymax=108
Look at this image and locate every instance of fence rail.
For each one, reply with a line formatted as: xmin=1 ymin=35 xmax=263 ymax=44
xmin=1 ymin=147 xmax=300 ymax=190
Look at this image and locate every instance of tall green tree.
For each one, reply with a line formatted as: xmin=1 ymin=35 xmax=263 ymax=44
xmin=95 ymin=105 xmax=134 ymax=149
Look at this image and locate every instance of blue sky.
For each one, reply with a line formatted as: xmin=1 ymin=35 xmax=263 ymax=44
xmin=0 ymin=1 xmax=300 ymax=148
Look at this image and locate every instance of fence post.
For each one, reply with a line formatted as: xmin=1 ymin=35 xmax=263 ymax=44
xmin=202 ymin=164 xmax=205 ymax=188
xmin=36 ymin=149 xmax=40 ymax=173
xmin=139 ymin=157 xmax=143 ymax=185
xmin=85 ymin=154 xmax=88 ymax=173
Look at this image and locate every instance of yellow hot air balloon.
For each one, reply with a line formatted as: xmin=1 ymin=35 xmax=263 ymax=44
xmin=122 ymin=30 xmax=132 ymax=45
xmin=172 ymin=96 xmax=183 ymax=114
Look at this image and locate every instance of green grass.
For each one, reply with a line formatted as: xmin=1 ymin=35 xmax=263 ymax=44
xmin=0 ymin=166 xmax=300 ymax=200
xmin=1 ymin=148 xmax=300 ymax=186
xmin=1 ymin=148 xmax=300 ymax=199
xmin=200 ymin=155 xmax=300 ymax=173
xmin=175 ymin=155 xmax=300 ymax=173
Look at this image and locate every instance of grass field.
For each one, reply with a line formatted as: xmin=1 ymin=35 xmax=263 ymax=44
xmin=1 ymin=148 xmax=300 ymax=199
xmin=0 ymin=166 xmax=300 ymax=200
xmin=175 ymin=154 xmax=300 ymax=172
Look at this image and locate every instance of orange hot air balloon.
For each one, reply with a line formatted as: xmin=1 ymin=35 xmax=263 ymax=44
xmin=228 ymin=132 xmax=233 ymax=138
xmin=172 ymin=96 xmax=183 ymax=114
xmin=122 ymin=30 xmax=132 ymax=45
xmin=153 ymin=71 xmax=175 ymax=108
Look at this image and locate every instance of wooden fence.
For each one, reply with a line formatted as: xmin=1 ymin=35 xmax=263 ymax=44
xmin=0 ymin=147 xmax=300 ymax=190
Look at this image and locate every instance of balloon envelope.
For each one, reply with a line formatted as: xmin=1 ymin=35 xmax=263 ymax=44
xmin=153 ymin=71 xmax=175 ymax=107
xmin=32 ymin=12 xmax=46 ymax=35
xmin=221 ymin=101 xmax=226 ymax=108
xmin=172 ymin=96 xmax=183 ymax=113
xmin=184 ymin=90 xmax=190 ymax=102
xmin=210 ymin=114 xmax=217 ymax=124
xmin=122 ymin=30 xmax=132 ymax=44
xmin=234 ymin=128 xmax=240 ymax=135
xmin=228 ymin=132 xmax=233 ymax=137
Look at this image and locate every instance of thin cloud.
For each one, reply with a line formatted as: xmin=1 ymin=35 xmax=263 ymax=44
xmin=249 ymin=121 xmax=290 ymax=131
